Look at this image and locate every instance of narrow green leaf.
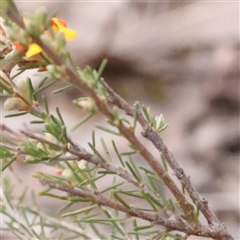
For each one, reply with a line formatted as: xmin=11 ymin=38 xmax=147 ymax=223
xmin=128 ymin=143 xmax=138 ymax=151
xmin=18 ymin=209 xmax=35 ymax=237
xmin=30 ymin=120 xmax=45 ymax=124
xmin=128 ymin=155 xmax=141 ymax=181
xmin=125 ymin=161 xmax=140 ymax=183
xmin=77 ymin=177 xmax=94 ymax=191
xmin=134 ymin=223 xmax=153 ymax=231
xmin=56 ymin=107 xmax=65 ymax=125
xmin=62 ymin=204 xmax=97 ymax=217
xmin=145 ymin=192 xmax=163 ymax=209
xmin=100 ymin=137 xmax=111 ymax=162
xmin=0 ymin=80 xmax=13 ymax=94
xmin=17 ymin=187 xmax=28 ymax=207
xmin=90 ymin=223 xmax=107 ymax=240
xmin=42 ymin=95 xmax=49 ymax=114
xmin=33 ymin=171 xmax=69 ymax=185
xmin=132 ymin=101 xmax=139 ymax=131
xmin=158 ymin=124 xmax=168 ymax=133
xmin=112 ymin=140 xmax=124 ymax=167
xmin=0 ymin=135 xmax=17 ymax=146
xmin=181 ymin=183 xmax=186 ymax=195
xmin=160 ymin=152 xmax=168 ymax=172
xmin=50 ymin=115 xmax=61 ymax=127
xmin=37 ymin=77 xmax=48 ymax=89
xmin=72 ymin=112 xmax=95 ymax=131
xmin=116 ymin=190 xmax=143 ymax=199
xmin=21 ymin=141 xmax=47 ymax=157
xmin=0 ymin=146 xmax=15 ymax=159
xmin=91 ymin=130 xmax=96 ymax=148
xmin=4 ymin=112 xmax=27 ymax=118
xmin=57 ymin=202 xmax=74 ymax=214
xmin=121 ymin=151 xmax=136 ymax=156
xmin=83 ymin=218 xmax=125 ymax=223
xmin=133 ymin=219 xmax=140 ymax=240
xmin=95 ymin=125 xmax=121 ymax=136
xmin=80 ymin=213 xmax=102 ymax=221
xmin=147 ymin=174 xmax=163 ymax=193
xmin=88 ymin=143 xmax=107 ymax=163
xmin=31 ymin=190 xmax=37 ymax=207
xmin=39 ymin=192 xmax=70 ymax=200
xmin=147 ymin=174 xmax=167 ymax=205
xmin=168 ymin=198 xmax=175 ymax=212
xmin=141 ymin=191 xmax=157 ymax=211
xmin=193 ymin=209 xmax=199 ymax=223
xmin=139 ymin=166 xmax=155 ymax=175
xmin=33 ymin=79 xmax=57 ymax=95
xmin=111 ymin=235 xmax=125 ymax=240
xmin=100 ymin=182 xmax=124 ymax=194
xmin=113 ymin=192 xmax=130 ymax=209
xmin=26 ymin=77 xmax=36 ymax=101
xmin=142 ymin=105 xmax=151 ymax=123
xmin=4 ymin=222 xmax=26 ymax=240
xmin=97 ymin=58 xmax=108 ymax=79
xmin=52 ymin=84 xmax=73 ymax=94
xmin=93 ymin=70 xmax=98 ymax=81
xmin=102 ymin=207 xmax=125 ymax=237
xmin=1 ymin=156 xmax=17 ymax=172
xmin=97 ymin=170 xmax=116 ymax=175
xmin=65 ymin=161 xmax=83 ymax=183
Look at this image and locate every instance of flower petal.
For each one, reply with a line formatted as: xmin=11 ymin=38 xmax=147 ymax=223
xmin=62 ymin=28 xmax=76 ymax=40
xmin=13 ymin=42 xmax=23 ymax=50
xmin=25 ymin=43 xmax=42 ymax=58
xmin=51 ymin=18 xmax=76 ymax=40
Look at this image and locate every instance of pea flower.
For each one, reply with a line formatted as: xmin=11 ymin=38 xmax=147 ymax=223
xmin=13 ymin=17 xmax=76 ymax=58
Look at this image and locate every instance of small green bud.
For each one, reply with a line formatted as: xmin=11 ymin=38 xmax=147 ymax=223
xmin=46 ymin=64 xmax=66 ymax=80
xmin=24 ymin=7 xmax=48 ymax=37
xmin=6 ymin=22 xmax=29 ymax=47
xmin=62 ymin=169 xmax=75 ymax=182
xmin=73 ymin=97 xmax=98 ymax=113
xmin=78 ymin=160 xmax=87 ymax=170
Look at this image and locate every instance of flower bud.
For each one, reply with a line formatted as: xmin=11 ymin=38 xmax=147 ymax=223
xmin=46 ymin=64 xmax=66 ymax=80
xmin=3 ymin=97 xmax=28 ymax=111
xmin=78 ymin=160 xmax=87 ymax=170
xmin=24 ymin=7 xmax=49 ymax=37
xmin=6 ymin=22 xmax=29 ymax=47
xmin=15 ymin=78 xmax=31 ymax=101
xmin=73 ymin=97 xmax=98 ymax=113
xmin=62 ymin=169 xmax=75 ymax=182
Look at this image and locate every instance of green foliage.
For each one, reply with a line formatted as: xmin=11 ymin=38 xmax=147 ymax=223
xmin=0 ymin=2 xmax=233 ymax=240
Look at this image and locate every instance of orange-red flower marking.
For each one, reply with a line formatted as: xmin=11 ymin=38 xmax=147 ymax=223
xmin=13 ymin=18 xmax=76 ymax=58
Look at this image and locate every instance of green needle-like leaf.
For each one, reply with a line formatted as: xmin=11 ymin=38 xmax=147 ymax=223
xmin=62 ymin=204 xmax=97 ymax=217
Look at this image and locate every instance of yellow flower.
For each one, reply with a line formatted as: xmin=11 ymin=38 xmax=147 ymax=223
xmin=51 ymin=18 xmax=76 ymax=40
xmin=14 ymin=17 xmax=76 ymax=58
xmin=25 ymin=43 xmax=42 ymax=58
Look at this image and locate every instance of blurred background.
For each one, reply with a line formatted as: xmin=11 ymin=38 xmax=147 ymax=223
xmin=2 ymin=1 xmax=239 ymax=239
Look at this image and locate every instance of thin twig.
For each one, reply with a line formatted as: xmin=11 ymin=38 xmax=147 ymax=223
xmin=18 ymin=129 xmax=174 ymax=218
xmin=40 ymin=178 xmax=220 ymax=238
xmin=101 ymin=78 xmax=234 ymax=239
xmin=5 ymin=4 xmax=234 ymax=239
xmin=0 ymin=141 xmax=24 ymax=154
xmin=6 ymin=8 xmax=194 ymax=221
